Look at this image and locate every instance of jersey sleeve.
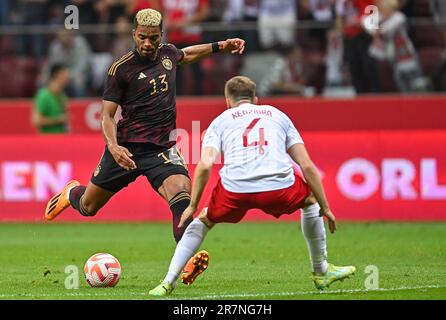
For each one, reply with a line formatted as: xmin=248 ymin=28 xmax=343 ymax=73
xmin=165 ymin=43 xmax=185 ymax=64
xmin=202 ymin=118 xmax=222 ymax=153
xmin=284 ymin=114 xmax=304 ymax=150
xmin=102 ymin=65 xmax=126 ymax=104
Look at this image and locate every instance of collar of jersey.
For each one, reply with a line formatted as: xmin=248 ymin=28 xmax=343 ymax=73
xmin=237 ymin=102 xmax=253 ymax=108
xmin=133 ymin=48 xmax=159 ymax=63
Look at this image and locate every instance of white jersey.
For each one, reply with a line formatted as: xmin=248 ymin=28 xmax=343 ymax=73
xmin=202 ymin=103 xmax=304 ymax=193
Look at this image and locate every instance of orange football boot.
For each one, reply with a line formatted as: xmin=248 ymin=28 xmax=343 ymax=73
xmin=181 ymin=250 xmax=210 ymax=285
xmin=44 ymin=180 xmax=80 ymax=221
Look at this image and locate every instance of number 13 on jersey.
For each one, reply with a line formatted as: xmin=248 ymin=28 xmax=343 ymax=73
xmin=243 ymin=118 xmax=268 ymax=154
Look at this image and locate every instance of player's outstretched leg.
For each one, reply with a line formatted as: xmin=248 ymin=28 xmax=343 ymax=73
xmin=45 ymin=181 xmax=114 ymax=221
xmin=301 ymin=201 xmax=356 ymax=290
xmin=44 ymin=180 xmax=80 ymax=221
xmin=149 ymin=216 xmax=211 ymax=297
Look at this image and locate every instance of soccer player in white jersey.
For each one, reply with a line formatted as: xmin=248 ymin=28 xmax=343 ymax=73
xmin=149 ymin=76 xmax=356 ymax=296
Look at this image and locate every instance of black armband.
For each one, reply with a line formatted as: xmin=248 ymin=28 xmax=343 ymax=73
xmin=212 ymin=42 xmax=220 ymax=53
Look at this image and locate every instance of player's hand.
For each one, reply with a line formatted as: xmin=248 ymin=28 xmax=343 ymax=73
xmin=58 ymin=113 xmax=70 ymax=124
xmin=108 ymin=144 xmax=137 ymax=171
xmin=222 ymin=38 xmax=245 ymax=55
xmin=179 ymin=205 xmax=197 ymax=228
xmin=320 ymin=208 xmax=337 ymax=234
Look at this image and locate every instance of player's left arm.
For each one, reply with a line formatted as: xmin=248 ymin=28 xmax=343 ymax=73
xmin=180 ymin=38 xmax=245 ymax=65
xmin=287 ymin=143 xmax=336 ymax=233
xmin=178 ymin=146 xmax=219 ymax=227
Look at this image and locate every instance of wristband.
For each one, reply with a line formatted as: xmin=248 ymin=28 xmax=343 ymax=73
xmin=212 ymin=42 xmax=220 ymax=53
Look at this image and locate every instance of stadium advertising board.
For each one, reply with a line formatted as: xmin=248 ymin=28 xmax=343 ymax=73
xmin=1 ymin=96 xmax=446 ymax=134
xmin=0 ymin=131 xmax=444 ymax=221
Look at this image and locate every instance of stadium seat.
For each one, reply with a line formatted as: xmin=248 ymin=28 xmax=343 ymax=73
xmin=201 ymin=55 xmax=239 ymax=95
xmin=418 ymin=47 xmax=444 ymax=78
xmin=411 ymin=25 xmax=445 ymax=48
xmin=0 ymin=57 xmax=40 ymax=97
xmin=201 ymin=56 xmax=218 ymax=94
xmin=377 ymin=61 xmax=397 ymax=92
xmin=413 ymin=0 xmax=433 ymax=17
xmin=301 ymin=50 xmax=326 ymax=93
xmin=0 ymin=36 xmax=14 ymax=55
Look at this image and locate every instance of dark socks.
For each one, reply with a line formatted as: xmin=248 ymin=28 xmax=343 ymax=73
xmin=169 ymin=191 xmax=193 ymax=243
xmin=68 ymin=186 xmax=91 ymax=216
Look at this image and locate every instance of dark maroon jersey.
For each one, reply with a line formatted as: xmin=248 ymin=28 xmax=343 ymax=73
xmin=103 ymin=44 xmax=184 ymax=147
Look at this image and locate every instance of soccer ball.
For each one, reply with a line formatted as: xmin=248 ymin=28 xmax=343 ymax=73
xmin=84 ymin=253 xmax=121 ymax=288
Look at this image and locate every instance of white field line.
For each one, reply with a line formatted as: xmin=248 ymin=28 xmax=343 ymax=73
xmin=183 ymin=284 xmax=446 ymax=300
xmin=0 ymin=284 xmax=445 ymax=299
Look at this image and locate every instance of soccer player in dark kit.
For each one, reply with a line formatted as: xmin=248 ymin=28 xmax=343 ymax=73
xmin=44 ymin=8 xmax=245 ymax=286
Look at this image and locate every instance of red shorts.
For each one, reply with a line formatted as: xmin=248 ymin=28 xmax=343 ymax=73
xmin=207 ymin=174 xmax=311 ymax=223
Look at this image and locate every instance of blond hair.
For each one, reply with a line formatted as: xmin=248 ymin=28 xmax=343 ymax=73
xmin=224 ymin=76 xmax=257 ymax=102
xmin=387 ymin=0 xmax=399 ymax=7
xmin=378 ymin=0 xmax=398 ymax=9
xmin=134 ymin=9 xmax=162 ymax=28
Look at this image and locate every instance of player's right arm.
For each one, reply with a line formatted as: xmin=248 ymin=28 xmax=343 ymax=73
xmin=101 ymin=100 xmax=136 ymax=171
xmin=102 ymin=57 xmax=136 ymax=171
xmin=287 ymin=143 xmax=336 ymax=233
xmin=179 ymin=117 xmax=222 ymax=227
xmin=178 ymin=146 xmax=219 ymax=228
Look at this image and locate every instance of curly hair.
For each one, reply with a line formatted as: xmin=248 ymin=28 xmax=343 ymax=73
xmin=134 ymin=8 xmax=163 ymax=29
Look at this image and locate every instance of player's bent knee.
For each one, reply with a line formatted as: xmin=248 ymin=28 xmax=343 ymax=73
xmin=82 ymin=205 xmax=99 ymax=217
xmin=80 ymin=198 xmax=100 ymax=217
xmin=172 ymin=182 xmax=191 ymax=195
xmin=85 ymin=208 xmax=98 ymax=217
xmin=303 ymin=193 xmax=317 ymax=208
xmin=198 ymin=208 xmax=215 ymax=229
xmin=163 ymin=175 xmax=191 ymax=194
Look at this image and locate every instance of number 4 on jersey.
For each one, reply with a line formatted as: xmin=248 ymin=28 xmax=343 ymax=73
xmin=243 ymin=118 xmax=268 ymax=154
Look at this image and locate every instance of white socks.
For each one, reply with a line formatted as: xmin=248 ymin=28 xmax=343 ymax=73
xmin=163 ymin=218 xmax=209 ymax=284
xmin=301 ymin=203 xmax=328 ymax=275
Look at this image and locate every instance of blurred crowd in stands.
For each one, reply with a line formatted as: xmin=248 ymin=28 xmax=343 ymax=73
xmin=1 ymin=0 xmax=446 ymax=98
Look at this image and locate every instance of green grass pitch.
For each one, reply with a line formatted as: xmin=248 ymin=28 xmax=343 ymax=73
xmin=0 ymin=222 xmax=445 ymax=300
